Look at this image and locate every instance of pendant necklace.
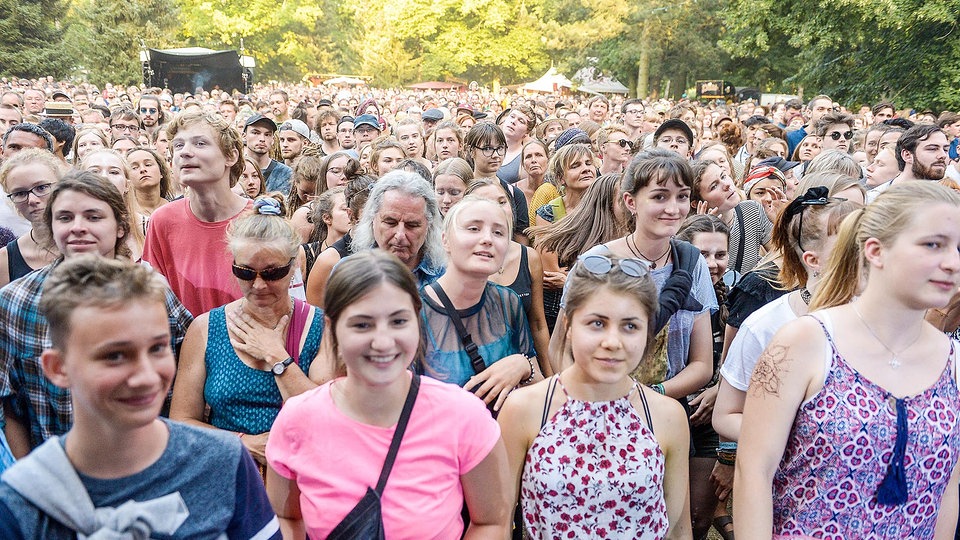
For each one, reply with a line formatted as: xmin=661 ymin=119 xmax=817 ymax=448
xmin=625 ymin=234 xmax=671 ymax=269
xmin=851 ymin=304 xmax=922 ymax=369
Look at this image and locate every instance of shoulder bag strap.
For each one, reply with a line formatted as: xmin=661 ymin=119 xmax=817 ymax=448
xmin=734 ymin=204 xmax=746 ymax=272
xmin=374 ymin=373 xmax=420 ymax=494
xmin=540 ymin=376 xmax=560 ymax=428
xmin=284 ymin=299 xmax=310 ymax=364
xmin=429 ymin=282 xmax=487 ymax=374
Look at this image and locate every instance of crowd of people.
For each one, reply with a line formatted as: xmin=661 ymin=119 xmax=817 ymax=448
xmin=0 ymin=75 xmax=959 ymax=539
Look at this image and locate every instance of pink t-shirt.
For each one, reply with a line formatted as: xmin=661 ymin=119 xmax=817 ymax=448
xmin=142 ymin=198 xmax=251 ymax=316
xmin=267 ymin=375 xmax=500 ymax=540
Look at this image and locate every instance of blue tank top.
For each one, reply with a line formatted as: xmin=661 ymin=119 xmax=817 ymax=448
xmin=203 ymin=304 xmax=323 ymax=434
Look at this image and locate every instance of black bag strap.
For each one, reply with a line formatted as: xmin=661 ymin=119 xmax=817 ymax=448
xmin=374 ymin=372 xmax=420 ymax=495
xmin=540 ymin=376 xmax=560 ymax=428
xmin=429 ymin=281 xmax=487 ymax=375
xmin=733 ymin=204 xmax=746 ymax=273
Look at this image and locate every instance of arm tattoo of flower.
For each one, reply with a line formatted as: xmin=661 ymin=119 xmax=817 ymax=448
xmin=748 ymin=344 xmax=790 ymax=398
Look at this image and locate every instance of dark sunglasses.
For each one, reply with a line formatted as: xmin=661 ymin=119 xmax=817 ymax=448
xmin=231 ymin=259 xmax=295 ymax=281
xmin=140 ymin=107 xmax=158 ymax=114
xmin=828 ymin=130 xmax=853 ymax=141
xmin=580 ymin=255 xmax=649 ymax=278
xmin=609 ymin=139 xmax=634 ymax=150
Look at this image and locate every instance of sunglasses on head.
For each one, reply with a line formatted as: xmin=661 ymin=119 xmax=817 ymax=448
xmin=828 ymin=130 xmax=853 ymax=141
xmin=231 ymin=259 xmax=295 ymax=281
xmin=580 ymin=255 xmax=650 ymax=278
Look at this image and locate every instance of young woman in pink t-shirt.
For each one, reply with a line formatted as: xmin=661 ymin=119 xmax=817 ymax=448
xmin=266 ymin=250 xmax=511 ymax=539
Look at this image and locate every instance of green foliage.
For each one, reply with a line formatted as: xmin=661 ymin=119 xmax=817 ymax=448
xmin=176 ymin=0 xmax=352 ymax=82
xmin=0 ymin=0 xmax=73 ymax=78
xmin=719 ymin=0 xmax=960 ymax=110
xmin=64 ymin=0 xmax=180 ymax=85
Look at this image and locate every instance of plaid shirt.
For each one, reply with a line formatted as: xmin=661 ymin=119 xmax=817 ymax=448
xmin=0 ymin=262 xmax=193 ymax=448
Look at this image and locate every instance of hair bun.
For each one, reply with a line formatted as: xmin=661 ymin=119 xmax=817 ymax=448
xmin=254 ymin=197 xmax=282 ymax=216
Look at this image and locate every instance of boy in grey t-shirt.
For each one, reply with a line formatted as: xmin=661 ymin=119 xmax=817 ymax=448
xmin=0 ymin=256 xmax=280 ymax=539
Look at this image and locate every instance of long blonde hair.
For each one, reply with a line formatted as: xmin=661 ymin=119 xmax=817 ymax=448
xmin=810 ymin=182 xmax=960 ymax=310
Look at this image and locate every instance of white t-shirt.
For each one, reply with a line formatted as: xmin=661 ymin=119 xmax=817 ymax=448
xmin=720 ymin=293 xmax=798 ymax=391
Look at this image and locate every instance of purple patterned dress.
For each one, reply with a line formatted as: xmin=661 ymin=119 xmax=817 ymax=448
xmin=772 ymin=316 xmax=960 ymax=539
xmin=521 ymin=377 xmax=669 ymax=539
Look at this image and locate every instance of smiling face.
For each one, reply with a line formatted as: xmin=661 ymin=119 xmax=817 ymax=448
xmin=51 ymin=189 xmax=124 ymax=259
xmin=567 ymin=285 xmax=649 ymax=384
xmin=625 ymin=177 xmax=691 ymax=239
xmin=690 ymin=231 xmax=729 ymax=284
xmin=45 ymin=300 xmax=174 ymax=432
xmin=334 ymin=282 xmax=420 ymax=388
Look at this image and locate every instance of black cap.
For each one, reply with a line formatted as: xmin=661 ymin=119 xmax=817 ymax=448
xmin=244 ymin=113 xmax=277 ymax=132
xmin=756 ymin=156 xmax=800 ymax=173
xmin=654 ymin=119 xmax=695 ymax=144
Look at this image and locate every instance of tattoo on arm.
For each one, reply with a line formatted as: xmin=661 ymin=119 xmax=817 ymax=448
xmin=749 ymin=344 xmax=790 ymax=398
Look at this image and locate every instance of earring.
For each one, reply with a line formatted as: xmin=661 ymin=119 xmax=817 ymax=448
xmin=813 ymin=270 xmax=820 ymax=278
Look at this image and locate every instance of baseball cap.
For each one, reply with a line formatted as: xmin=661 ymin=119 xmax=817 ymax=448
xmin=354 ymin=114 xmax=381 ymax=131
xmin=279 ymin=119 xmax=310 ymax=140
xmin=244 ymin=113 xmax=277 ymax=132
xmin=654 ymin=119 xmax=695 ymax=144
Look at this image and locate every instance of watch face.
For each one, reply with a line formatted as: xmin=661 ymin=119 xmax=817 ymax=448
xmin=272 ymin=363 xmax=285 ymax=375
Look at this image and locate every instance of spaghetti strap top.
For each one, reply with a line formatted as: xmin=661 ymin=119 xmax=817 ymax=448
xmin=771 ymin=314 xmax=960 ymax=539
xmin=522 ymin=375 xmax=668 ymax=539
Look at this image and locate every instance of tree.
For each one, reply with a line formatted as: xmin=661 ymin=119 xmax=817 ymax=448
xmin=720 ymin=0 xmax=960 ymax=110
xmin=64 ymin=0 xmax=180 ymax=85
xmin=0 ymin=0 xmax=73 ymax=79
xmin=176 ymin=0 xmax=353 ymax=82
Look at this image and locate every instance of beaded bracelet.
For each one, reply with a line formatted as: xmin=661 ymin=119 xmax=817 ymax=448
xmin=521 ymin=355 xmax=536 ymax=385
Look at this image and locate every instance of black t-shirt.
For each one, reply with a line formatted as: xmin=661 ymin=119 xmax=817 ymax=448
xmin=726 ymin=263 xmax=789 ymax=328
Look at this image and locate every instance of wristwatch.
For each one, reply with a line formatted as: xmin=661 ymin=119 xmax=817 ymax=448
xmin=271 ymin=357 xmax=295 ymax=376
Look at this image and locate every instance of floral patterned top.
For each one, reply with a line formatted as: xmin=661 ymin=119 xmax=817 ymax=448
xmin=773 ymin=315 xmax=960 ymax=539
xmin=520 ymin=376 xmax=668 ymax=539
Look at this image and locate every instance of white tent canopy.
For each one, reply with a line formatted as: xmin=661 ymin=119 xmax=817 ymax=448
xmin=521 ymin=67 xmax=573 ymax=93
xmin=574 ymin=62 xmax=630 ymax=95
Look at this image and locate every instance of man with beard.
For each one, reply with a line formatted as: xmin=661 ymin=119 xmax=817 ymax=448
xmin=137 ymin=94 xmax=165 ymax=137
xmin=277 ymin=119 xmax=311 ymax=166
xmin=867 ymin=124 xmax=949 ymax=202
xmin=243 ymin=113 xmax=292 ymax=195
xmin=268 ymin=90 xmax=290 ymax=123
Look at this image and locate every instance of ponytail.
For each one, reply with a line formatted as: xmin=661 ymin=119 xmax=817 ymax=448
xmin=808 ymin=208 xmax=864 ymax=310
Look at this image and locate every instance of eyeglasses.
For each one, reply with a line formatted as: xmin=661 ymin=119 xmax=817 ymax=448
xmin=231 ymin=259 xmax=295 ymax=281
xmin=476 ymin=145 xmax=506 ymax=157
xmin=7 ymin=183 xmax=53 ymax=203
xmin=624 ymin=109 xmax=644 ymax=116
xmin=828 ymin=131 xmax=853 ymax=141
xmin=139 ymin=108 xmax=158 ymax=114
xmin=580 ymin=255 xmax=650 ymax=278
xmin=112 ymin=123 xmax=139 ymax=132
xmin=658 ymin=136 xmax=689 ymax=146
xmin=607 ymin=139 xmax=634 ymax=150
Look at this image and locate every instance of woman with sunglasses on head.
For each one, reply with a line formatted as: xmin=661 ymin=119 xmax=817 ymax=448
xmin=0 ymin=149 xmax=62 ymax=288
xmin=170 ymin=197 xmax=325 ymax=473
xmin=498 ymin=254 xmax=692 ymax=539
xmin=465 ymin=123 xmax=529 ymax=244
xmin=735 ymin=182 xmax=960 ymax=538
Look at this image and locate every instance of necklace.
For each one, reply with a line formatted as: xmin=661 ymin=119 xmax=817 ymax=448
xmin=625 ymin=234 xmax=671 ymax=269
xmin=851 ymin=304 xmax=922 ymax=369
xmin=28 ymin=229 xmax=57 ymax=259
